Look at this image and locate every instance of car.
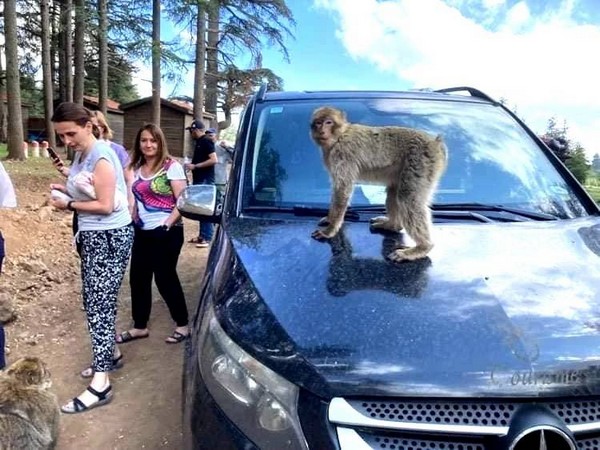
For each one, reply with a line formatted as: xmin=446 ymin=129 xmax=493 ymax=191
xmin=178 ymin=85 xmax=600 ymax=450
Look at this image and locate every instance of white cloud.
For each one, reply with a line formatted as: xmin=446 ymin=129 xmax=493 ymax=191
xmin=315 ymin=0 xmax=600 ymax=158
xmin=482 ymin=0 xmax=505 ymax=8
xmin=504 ymin=1 xmax=530 ymax=30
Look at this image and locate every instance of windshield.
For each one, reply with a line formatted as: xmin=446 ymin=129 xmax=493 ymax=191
xmin=242 ymin=97 xmax=587 ymax=219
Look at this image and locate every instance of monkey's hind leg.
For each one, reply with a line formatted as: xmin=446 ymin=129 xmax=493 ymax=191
xmin=387 ymin=199 xmax=433 ymax=262
xmin=370 ymin=185 xmax=403 ymax=232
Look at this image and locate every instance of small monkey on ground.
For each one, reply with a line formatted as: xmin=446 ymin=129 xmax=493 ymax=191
xmin=310 ymin=106 xmax=447 ymax=262
xmin=0 ymin=357 xmax=60 ymax=450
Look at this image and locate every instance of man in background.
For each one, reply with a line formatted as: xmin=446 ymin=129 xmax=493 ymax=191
xmin=185 ymin=120 xmax=217 ymax=248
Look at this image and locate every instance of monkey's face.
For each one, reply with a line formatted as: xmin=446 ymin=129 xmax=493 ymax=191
xmin=5 ymin=357 xmax=52 ymax=389
xmin=310 ymin=106 xmax=349 ymax=149
xmin=311 ymin=116 xmax=336 ymax=142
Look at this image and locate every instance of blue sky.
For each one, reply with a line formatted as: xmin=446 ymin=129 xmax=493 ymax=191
xmin=136 ymin=0 xmax=600 ymax=157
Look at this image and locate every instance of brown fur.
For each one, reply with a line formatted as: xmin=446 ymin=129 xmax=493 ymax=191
xmin=0 ymin=357 xmax=59 ymax=450
xmin=310 ymin=106 xmax=447 ymax=261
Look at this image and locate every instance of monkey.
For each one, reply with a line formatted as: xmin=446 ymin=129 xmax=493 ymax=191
xmin=310 ymin=106 xmax=447 ymax=262
xmin=0 ymin=357 xmax=60 ymax=450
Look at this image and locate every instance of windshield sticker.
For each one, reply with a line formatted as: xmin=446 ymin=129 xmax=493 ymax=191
xmin=270 ymin=106 xmax=284 ymax=114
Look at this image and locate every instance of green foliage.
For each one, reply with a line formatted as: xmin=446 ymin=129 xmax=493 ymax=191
xmin=12 ymin=0 xmax=145 ymax=108
xmin=83 ymin=47 xmax=140 ymax=104
xmin=220 ymin=65 xmax=283 ymax=112
xmin=0 ymin=144 xmax=7 ymax=159
xmin=218 ymin=0 xmax=295 ymax=66
xmin=543 ymin=116 xmax=591 ymax=183
xmin=219 ymin=125 xmax=237 ymax=143
xmin=584 ymin=175 xmax=600 ymax=202
xmin=592 ymin=154 xmax=600 ymax=173
xmin=565 ymin=144 xmax=590 ymax=184
xmin=20 ymin=74 xmax=44 ymax=117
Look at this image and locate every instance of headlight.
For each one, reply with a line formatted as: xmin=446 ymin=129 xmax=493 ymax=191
xmin=198 ymin=304 xmax=308 ymax=450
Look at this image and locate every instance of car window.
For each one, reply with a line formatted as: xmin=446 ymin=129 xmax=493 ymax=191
xmin=243 ymin=97 xmax=587 ymax=219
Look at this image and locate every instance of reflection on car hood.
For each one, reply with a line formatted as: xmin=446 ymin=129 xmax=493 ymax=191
xmin=212 ymin=216 xmax=600 ymax=399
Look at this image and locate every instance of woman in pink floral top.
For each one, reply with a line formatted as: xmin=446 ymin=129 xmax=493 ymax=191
xmin=116 ymin=124 xmax=190 ymax=345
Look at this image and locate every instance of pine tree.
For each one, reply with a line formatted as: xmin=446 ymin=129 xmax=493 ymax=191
xmin=592 ymin=154 xmax=600 ymax=173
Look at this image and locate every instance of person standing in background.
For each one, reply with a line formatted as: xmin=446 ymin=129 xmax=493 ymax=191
xmin=91 ymin=110 xmax=135 ymax=213
xmin=0 ymin=160 xmax=17 ymax=276
xmin=184 ymin=120 xmax=216 ymax=248
xmin=0 ymin=161 xmax=16 ymax=209
xmin=0 ymin=160 xmax=16 ymax=370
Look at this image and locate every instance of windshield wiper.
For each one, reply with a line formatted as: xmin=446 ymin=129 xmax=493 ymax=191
xmin=244 ymin=205 xmax=362 ymax=221
xmin=292 ymin=206 xmax=360 ymax=221
xmin=431 ymin=203 xmax=559 ymax=221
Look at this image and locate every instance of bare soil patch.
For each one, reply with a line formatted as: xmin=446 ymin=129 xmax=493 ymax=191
xmin=1 ymin=158 xmax=206 ymax=449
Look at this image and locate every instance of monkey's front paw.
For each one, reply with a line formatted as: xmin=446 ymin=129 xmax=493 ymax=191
xmin=318 ymin=216 xmax=330 ymax=226
xmin=370 ymin=215 xmax=389 ymax=225
xmin=311 ymin=227 xmax=337 ymax=240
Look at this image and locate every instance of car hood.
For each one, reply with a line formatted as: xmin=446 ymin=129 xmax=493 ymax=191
xmin=212 ymin=216 xmax=600 ymax=398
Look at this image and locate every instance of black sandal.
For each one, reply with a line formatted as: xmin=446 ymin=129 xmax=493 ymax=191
xmin=165 ymin=330 xmax=188 ymax=344
xmin=116 ymin=330 xmax=149 ymax=344
xmin=80 ymin=354 xmax=124 ymax=378
xmin=61 ymin=385 xmax=113 ymax=414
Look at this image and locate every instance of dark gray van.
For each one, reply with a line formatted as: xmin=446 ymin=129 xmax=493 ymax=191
xmin=179 ymin=86 xmax=600 ymax=450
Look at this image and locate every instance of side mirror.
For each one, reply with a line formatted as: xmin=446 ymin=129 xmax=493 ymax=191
xmin=177 ymin=184 xmax=223 ymax=223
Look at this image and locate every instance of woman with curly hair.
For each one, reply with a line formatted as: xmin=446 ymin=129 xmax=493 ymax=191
xmin=116 ymin=124 xmax=190 ymax=345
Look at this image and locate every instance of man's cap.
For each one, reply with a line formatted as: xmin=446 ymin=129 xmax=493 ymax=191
xmin=205 ymin=128 xmax=216 ymax=134
xmin=186 ymin=119 xmax=205 ymax=131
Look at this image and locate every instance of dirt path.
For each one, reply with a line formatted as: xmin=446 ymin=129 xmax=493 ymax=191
xmin=55 ymin=234 xmax=205 ymax=450
xmin=1 ymin=159 xmax=207 ymax=449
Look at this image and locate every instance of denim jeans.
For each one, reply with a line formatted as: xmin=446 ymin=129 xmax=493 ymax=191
xmin=195 ymin=178 xmax=215 ymax=242
xmin=199 ymin=221 xmax=214 ymax=242
xmin=0 ymin=325 xmax=5 ymax=369
xmin=0 ymin=231 xmax=4 ymax=275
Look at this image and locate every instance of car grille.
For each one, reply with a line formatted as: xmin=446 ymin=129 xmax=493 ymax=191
xmin=329 ymin=397 xmax=600 ymax=450
xmin=358 ymin=431 xmax=485 ymax=450
xmin=352 ymin=398 xmax=600 ymax=427
xmin=578 ymin=437 xmax=600 ymax=450
xmin=354 ymin=399 xmax=516 ymax=427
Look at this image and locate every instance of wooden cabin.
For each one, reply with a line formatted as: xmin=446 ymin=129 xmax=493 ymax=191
xmin=120 ymin=97 xmax=214 ymax=157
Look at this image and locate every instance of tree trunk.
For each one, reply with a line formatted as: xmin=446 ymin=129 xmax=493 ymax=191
xmin=217 ymin=105 xmax=231 ymax=131
xmin=59 ymin=0 xmax=74 ymax=103
xmin=73 ymin=0 xmax=86 ymax=104
xmin=4 ymin=0 xmax=25 ymax=160
xmin=50 ymin=2 xmax=58 ymax=103
xmin=41 ymin=0 xmax=57 ymax=149
xmin=193 ymin=0 xmax=206 ymax=121
xmin=98 ymin=0 xmax=108 ymax=114
xmin=0 ymin=47 xmax=7 ymax=143
xmin=205 ymin=0 xmax=219 ymax=128
xmin=152 ymin=0 xmax=161 ymax=124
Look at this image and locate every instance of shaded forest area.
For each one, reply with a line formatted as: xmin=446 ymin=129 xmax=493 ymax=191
xmin=0 ymin=0 xmax=295 ymax=159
